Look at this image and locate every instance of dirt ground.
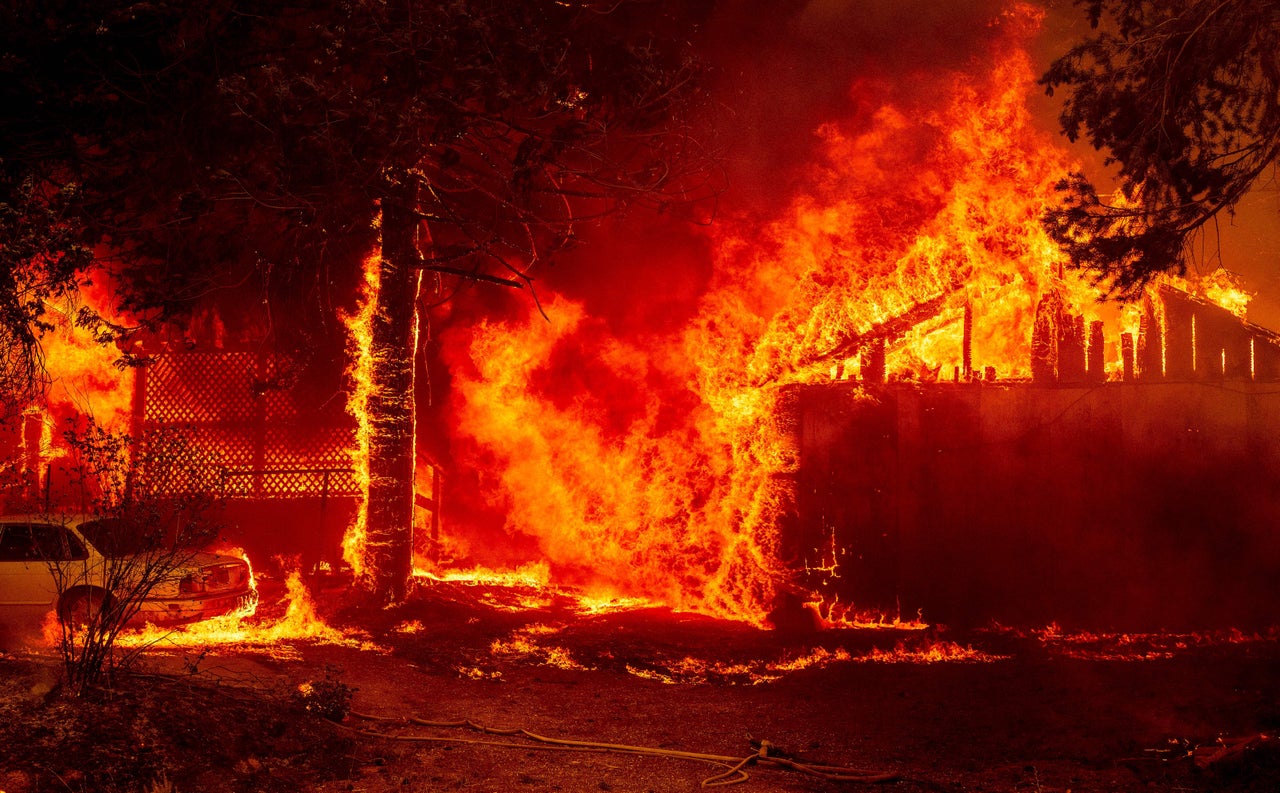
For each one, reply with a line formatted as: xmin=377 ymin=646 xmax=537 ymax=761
xmin=3 ymin=573 xmax=1279 ymax=793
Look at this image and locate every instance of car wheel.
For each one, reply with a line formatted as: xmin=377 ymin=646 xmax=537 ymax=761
xmin=60 ymin=589 xmax=109 ymax=629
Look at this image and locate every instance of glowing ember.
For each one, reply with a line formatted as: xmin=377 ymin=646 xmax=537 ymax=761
xmin=416 ymin=562 xmax=551 ymax=589
xmin=573 ymin=594 xmax=663 ymax=615
xmin=804 ymin=599 xmax=931 ymax=631
xmin=766 ymin=646 xmax=854 ymax=673
xmin=489 ymin=625 xmax=591 ymax=671
xmin=414 ymin=563 xmax=665 ymax=616
xmin=621 ymin=641 xmax=999 ymax=686
xmin=1023 ymin=624 xmax=1277 ymax=662
xmin=855 ymin=641 xmax=1005 ymax=664
xmin=454 ymin=666 xmax=503 ymax=680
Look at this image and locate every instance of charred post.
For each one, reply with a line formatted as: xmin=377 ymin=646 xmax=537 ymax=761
xmin=962 ymin=301 xmax=973 ymax=380
xmin=1137 ymin=297 xmax=1162 ymax=380
xmin=1031 ymin=290 xmax=1062 ymax=383
xmin=1162 ymin=290 xmax=1195 ymax=380
xmin=861 ymin=339 xmax=886 ymax=384
xmin=1058 ymin=313 xmax=1086 ymax=383
xmin=1087 ymin=320 xmax=1105 ymax=382
xmin=1121 ymin=332 xmax=1135 ymax=381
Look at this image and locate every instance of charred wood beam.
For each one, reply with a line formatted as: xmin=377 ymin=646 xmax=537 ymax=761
xmin=809 ymin=291 xmax=953 ymax=369
xmin=860 ymin=338 xmax=886 ymax=384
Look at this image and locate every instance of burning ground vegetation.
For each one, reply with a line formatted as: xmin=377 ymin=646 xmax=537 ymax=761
xmin=2 ymin=571 xmax=1280 ymax=792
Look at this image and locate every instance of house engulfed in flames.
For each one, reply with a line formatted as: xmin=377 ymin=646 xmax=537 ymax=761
xmin=784 ymin=282 xmax=1280 ymax=631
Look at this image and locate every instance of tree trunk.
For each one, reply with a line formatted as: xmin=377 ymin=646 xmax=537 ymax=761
xmin=364 ymin=170 xmax=421 ymax=602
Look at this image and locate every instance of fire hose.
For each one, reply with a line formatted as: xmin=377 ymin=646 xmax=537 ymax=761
xmin=343 ymin=710 xmax=899 ymax=787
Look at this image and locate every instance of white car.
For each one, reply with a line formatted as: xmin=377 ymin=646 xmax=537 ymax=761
xmin=0 ymin=514 xmax=257 ymax=627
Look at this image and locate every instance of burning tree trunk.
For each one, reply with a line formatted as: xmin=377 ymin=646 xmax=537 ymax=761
xmin=361 ymin=172 xmax=421 ymax=602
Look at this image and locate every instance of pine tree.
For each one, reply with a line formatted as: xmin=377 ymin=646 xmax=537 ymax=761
xmin=1041 ymin=0 xmax=1280 ymax=297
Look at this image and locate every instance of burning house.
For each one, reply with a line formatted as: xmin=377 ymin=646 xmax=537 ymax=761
xmin=7 ymin=3 xmax=1280 ymax=790
xmin=430 ymin=8 xmax=1280 ymax=632
xmin=782 ymin=284 xmax=1280 ymax=631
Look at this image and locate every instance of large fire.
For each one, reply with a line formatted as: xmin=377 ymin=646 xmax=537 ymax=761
xmin=14 ymin=3 xmax=1263 ymax=644
xmin=435 ymin=5 xmax=1230 ymax=623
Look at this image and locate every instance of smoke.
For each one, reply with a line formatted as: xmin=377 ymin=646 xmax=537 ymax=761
xmin=534 ymin=0 xmax=1035 ymax=321
xmin=697 ymin=0 xmax=1015 ymax=212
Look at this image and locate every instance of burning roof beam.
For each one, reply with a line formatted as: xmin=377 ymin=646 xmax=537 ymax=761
xmin=805 ymin=281 xmax=963 ymax=374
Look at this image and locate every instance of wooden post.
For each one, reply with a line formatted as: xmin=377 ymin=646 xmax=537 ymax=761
xmin=1087 ymin=320 xmax=1106 ymax=382
xmin=1031 ymin=291 xmax=1061 ymax=383
xmin=962 ymin=302 xmax=973 ymax=381
xmin=861 ymin=339 xmax=886 ymax=384
xmin=363 ymin=170 xmax=422 ymax=603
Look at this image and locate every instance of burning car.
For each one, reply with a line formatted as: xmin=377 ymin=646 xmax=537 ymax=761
xmin=0 ymin=514 xmax=257 ymax=627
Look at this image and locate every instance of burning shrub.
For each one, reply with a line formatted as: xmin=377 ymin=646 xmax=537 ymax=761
xmin=293 ymin=668 xmax=356 ymax=722
xmin=40 ymin=418 xmax=226 ymax=694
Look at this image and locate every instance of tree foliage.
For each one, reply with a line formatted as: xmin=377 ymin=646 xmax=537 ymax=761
xmin=1 ymin=0 xmax=718 ymax=337
xmin=1041 ymin=0 xmax=1280 ymax=298
xmin=2 ymin=0 xmax=719 ymax=599
xmin=0 ymin=179 xmax=93 ymax=414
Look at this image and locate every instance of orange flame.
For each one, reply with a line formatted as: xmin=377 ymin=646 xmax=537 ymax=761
xmin=115 ymin=570 xmax=373 ymax=655
xmin=438 ymin=7 xmax=1256 ymax=626
xmin=39 ymin=287 xmax=133 ymax=434
xmin=445 ymin=16 xmax=1099 ymax=623
xmin=490 ymin=624 xmax=592 ymax=671
xmin=1021 ymin=623 xmax=1278 ymax=661
xmin=340 ymin=253 xmax=382 ymax=577
xmin=855 ymin=641 xmax=1005 ymax=664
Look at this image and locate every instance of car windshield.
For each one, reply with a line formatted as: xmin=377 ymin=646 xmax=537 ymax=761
xmin=75 ymin=518 xmax=171 ymax=557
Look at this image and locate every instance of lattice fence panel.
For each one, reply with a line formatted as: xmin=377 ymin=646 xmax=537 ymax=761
xmin=264 ymin=424 xmax=355 ymax=469
xmin=145 ymin=352 xmax=259 ymax=423
xmin=142 ymin=351 xmax=357 ymax=498
xmin=217 ymin=469 xmax=361 ymax=498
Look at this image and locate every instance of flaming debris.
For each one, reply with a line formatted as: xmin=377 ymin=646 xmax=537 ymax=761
xmin=490 ymin=625 xmax=592 ymax=672
xmin=1021 ymin=624 xmax=1280 ymax=662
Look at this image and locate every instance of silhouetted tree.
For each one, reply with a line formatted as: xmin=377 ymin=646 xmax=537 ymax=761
xmin=1041 ymin=0 xmax=1280 ymax=298
xmin=1 ymin=0 xmax=719 ymax=601
xmin=0 ymin=179 xmax=91 ymax=415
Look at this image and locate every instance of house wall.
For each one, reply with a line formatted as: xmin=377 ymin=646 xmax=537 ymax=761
xmin=785 ymin=381 xmax=1280 ymax=629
